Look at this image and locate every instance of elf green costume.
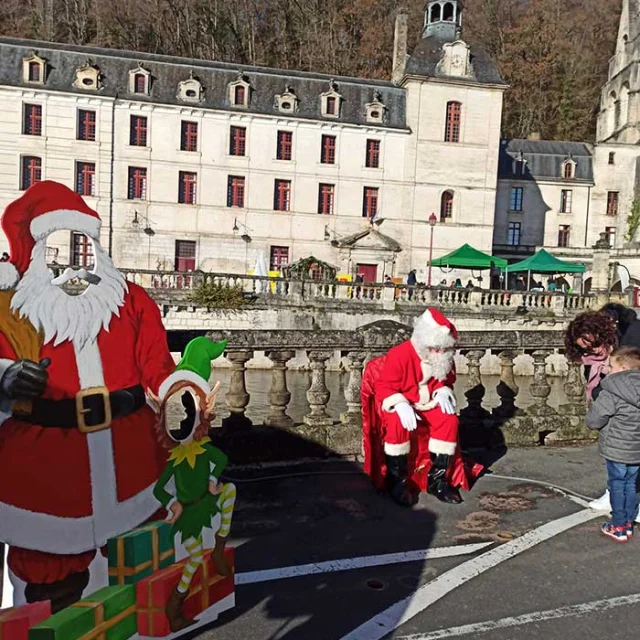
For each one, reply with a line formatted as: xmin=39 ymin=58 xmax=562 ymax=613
xmin=151 ymin=337 xmax=236 ymax=633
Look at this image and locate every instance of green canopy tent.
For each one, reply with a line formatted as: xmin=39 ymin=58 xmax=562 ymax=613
xmin=429 ymin=244 xmax=507 ymax=286
xmin=505 ymin=249 xmax=585 ymax=290
xmin=429 ymin=244 xmax=508 ymax=269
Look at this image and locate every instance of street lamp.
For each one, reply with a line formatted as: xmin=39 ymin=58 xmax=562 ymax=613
xmin=427 ymin=212 xmax=438 ymax=288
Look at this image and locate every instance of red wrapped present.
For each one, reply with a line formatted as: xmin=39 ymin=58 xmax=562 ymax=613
xmin=136 ymin=548 xmax=234 ymax=637
xmin=0 ymin=601 xmax=51 ymax=640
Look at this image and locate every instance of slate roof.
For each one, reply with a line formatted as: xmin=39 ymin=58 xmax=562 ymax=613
xmin=405 ymin=36 xmax=506 ymax=86
xmin=498 ymin=139 xmax=594 ymax=183
xmin=0 ymin=37 xmax=408 ymax=130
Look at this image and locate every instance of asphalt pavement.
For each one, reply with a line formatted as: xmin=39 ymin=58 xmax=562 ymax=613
xmin=189 ymin=445 xmax=638 ymax=640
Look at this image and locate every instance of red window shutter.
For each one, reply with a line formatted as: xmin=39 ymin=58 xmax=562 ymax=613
xmin=76 ymin=162 xmax=96 ymax=196
xmin=234 ymin=85 xmax=246 ymax=105
xmin=321 ymin=135 xmax=336 ymax=164
xmin=445 ymin=102 xmax=461 ymax=143
xmin=318 ymin=184 xmax=334 ymax=215
xmin=24 ymin=104 xmax=42 ymax=136
xmin=230 ymin=126 xmax=247 ymax=156
xmin=274 ymin=180 xmax=291 ymax=211
xmin=326 ymin=96 xmax=337 ymax=115
xmin=134 ymin=74 xmax=146 ymax=93
xmin=130 ymin=116 xmax=147 ymax=147
xmin=227 ymin=176 xmax=245 ymax=207
xmin=366 ymin=140 xmax=380 ymax=168
xmin=277 ymin=131 xmax=293 ymax=160
xmin=78 ymin=110 xmax=96 ymax=141
xmin=29 ymin=62 xmax=41 ymax=82
xmin=362 ymin=187 xmax=378 ymax=218
xmin=21 ymin=156 xmax=42 ymax=190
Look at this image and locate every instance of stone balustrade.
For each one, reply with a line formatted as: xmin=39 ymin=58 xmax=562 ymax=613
xmin=204 ymin=322 xmax=595 ymax=460
xmin=110 ymin=267 xmax=597 ymax=316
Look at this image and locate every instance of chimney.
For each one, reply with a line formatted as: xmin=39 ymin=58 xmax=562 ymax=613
xmin=392 ymin=11 xmax=409 ymax=85
xmin=528 ymin=131 xmax=541 ymax=141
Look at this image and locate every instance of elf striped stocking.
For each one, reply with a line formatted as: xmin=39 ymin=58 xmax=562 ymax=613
xmin=218 ymin=483 xmax=236 ymax=538
xmin=177 ymin=536 xmax=203 ymax=594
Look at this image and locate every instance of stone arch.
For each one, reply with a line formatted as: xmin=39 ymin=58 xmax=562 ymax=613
xmin=620 ymin=82 xmax=631 ymax=127
xmin=443 ymin=2 xmax=455 ymax=22
xmin=440 ymin=190 xmax=454 ymax=221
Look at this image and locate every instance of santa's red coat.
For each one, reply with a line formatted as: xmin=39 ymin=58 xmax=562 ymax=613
xmin=0 ymin=283 xmax=175 ymax=558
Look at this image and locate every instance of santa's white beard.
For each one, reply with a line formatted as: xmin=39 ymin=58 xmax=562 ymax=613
xmin=11 ymin=239 xmax=128 ymax=350
xmin=426 ymin=350 xmax=455 ymax=381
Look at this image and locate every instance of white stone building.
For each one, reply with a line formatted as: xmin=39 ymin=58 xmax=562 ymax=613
xmin=493 ymin=0 xmax=640 ymax=294
xmin=0 ymin=0 xmax=506 ymax=286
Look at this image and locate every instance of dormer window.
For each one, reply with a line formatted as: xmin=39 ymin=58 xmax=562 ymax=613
xmin=22 ymin=53 xmax=46 ymax=85
xmin=129 ymin=66 xmax=151 ymax=96
xmin=562 ymin=159 xmax=576 ymax=179
xmin=366 ymin=90 xmax=386 ymax=124
xmin=229 ymin=72 xmax=251 ymax=108
xmin=321 ymin=81 xmax=342 ymax=118
xmin=177 ymin=73 xmax=204 ymax=103
xmin=73 ymin=61 xmax=101 ymax=91
xmin=275 ymin=85 xmax=299 ymax=114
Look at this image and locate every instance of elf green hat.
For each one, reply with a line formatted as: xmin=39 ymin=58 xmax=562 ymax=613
xmin=158 ymin=337 xmax=227 ymax=399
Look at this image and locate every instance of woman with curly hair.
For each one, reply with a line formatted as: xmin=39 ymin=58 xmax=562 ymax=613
xmin=565 ymin=303 xmax=640 ymax=515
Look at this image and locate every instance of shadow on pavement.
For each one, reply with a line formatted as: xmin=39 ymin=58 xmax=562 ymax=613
xmin=182 ymin=423 xmax=440 ymax=640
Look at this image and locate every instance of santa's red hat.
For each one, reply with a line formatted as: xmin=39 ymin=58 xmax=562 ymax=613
xmin=412 ymin=307 xmax=458 ymax=349
xmin=0 ymin=181 xmax=101 ymax=290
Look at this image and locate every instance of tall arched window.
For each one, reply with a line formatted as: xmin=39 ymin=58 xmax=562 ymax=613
xmin=562 ymin=161 xmax=574 ymax=179
xmin=441 ymin=190 xmax=454 ymax=221
xmin=430 ymin=3 xmax=441 ymax=22
xmin=445 ymin=101 xmax=461 ymax=142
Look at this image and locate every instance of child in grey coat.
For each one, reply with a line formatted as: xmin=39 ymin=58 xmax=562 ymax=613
xmin=586 ymin=346 xmax=640 ymax=542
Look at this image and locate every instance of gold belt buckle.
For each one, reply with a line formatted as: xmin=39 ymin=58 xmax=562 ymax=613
xmin=76 ymin=387 xmax=112 ymax=433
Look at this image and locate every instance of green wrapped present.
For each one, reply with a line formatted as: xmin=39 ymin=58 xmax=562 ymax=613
xmin=29 ymin=585 xmax=136 ymax=640
xmin=108 ymin=521 xmax=175 ymax=586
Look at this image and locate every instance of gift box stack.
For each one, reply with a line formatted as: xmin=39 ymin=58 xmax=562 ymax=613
xmin=136 ymin=548 xmax=235 ymax=638
xmin=108 ymin=521 xmax=175 ymax=586
xmin=8 ymin=519 xmax=234 ymax=639
xmin=29 ymin=586 xmax=137 ymax=640
xmin=0 ymin=601 xmax=50 ymax=640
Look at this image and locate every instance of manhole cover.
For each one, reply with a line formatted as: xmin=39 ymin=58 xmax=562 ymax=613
xmin=366 ymin=579 xmax=386 ymax=591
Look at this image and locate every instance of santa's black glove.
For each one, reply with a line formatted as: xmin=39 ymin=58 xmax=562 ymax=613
xmin=0 ymin=358 xmax=50 ymax=400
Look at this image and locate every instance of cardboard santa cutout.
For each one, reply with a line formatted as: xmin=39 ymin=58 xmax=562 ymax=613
xmin=362 ymin=308 xmax=482 ymax=506
xmin=0 ymin=182 xmax=177 ymax=611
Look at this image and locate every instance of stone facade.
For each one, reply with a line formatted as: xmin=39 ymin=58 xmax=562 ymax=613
xmin=0 ymin=0 xmax=505 ymax=287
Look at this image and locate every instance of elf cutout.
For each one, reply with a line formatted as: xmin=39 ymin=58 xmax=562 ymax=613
xmin=149 ymin=337 xmax=237 ymax=633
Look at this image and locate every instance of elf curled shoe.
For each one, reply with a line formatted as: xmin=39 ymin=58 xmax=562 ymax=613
xmin=148 ymin=337 xmax=237 ymax=633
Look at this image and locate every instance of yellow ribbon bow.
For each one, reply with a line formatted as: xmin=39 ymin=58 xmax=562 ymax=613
xmin=168 ymin=437 xmax=211 ymax=469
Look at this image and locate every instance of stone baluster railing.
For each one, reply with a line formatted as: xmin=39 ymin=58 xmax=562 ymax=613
xmin=199 ymin=325 xmax=597 ymax=457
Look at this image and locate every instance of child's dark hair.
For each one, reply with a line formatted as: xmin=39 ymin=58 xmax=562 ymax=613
xmin=610 ymin=346 xmax=640 ymax=370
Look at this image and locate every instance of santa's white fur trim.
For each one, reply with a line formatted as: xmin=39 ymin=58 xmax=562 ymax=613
xmin=0 ymin=262 xmax=19 ymax=290
xmin=415 ymin=399 xmax=439 ymax=411
xmin=428 ymin=438 xmax=457 ymax=455
xmin=158 ymin=370 xmax=210 ymax=400
xmin=382 ymin=393 xmax=408 ymax=413
xmin=30 ymin=209 xmax=101 ymax=241
xmin=384 ymin=441 xmax=411 ymax=455
xmin=411 ymin=309 xmax=457 ymax=351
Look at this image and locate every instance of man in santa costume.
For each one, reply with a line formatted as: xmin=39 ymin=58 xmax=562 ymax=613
xmin=0 ymin=181 xmax=176 ymax=611
xmin=364 ymin=308 xmax=475 ymax=507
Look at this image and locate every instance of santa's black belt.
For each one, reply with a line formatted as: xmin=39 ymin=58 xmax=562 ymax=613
xmin=13 ymin=384 xmax=146 ymax=433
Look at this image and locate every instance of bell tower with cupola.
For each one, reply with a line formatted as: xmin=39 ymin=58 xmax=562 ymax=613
xmin=423 ymin=0 xmax=463 ymax=42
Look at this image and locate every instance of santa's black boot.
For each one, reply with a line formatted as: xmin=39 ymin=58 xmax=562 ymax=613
xmin=385 ymin=454 xmax=417 ymax=507
xmin=427 ymin=453 xmax=463 ymax=504
xmin=25 ymin=569 xmax=89 ymax=613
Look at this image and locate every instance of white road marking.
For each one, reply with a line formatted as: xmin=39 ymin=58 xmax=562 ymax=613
xmin=234 ymin=542 xmax=493 ymax=585
xmin=395 ymin=593 xmax=640 ymax=639
xmin=339 ymin=507 xmax=601 ymax=640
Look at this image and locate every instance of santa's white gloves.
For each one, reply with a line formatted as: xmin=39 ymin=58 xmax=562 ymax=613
xmin=433 ymin=388 xmax=456 ymax=415
xmin=395 ymin=401 xmax=418 ymax=432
